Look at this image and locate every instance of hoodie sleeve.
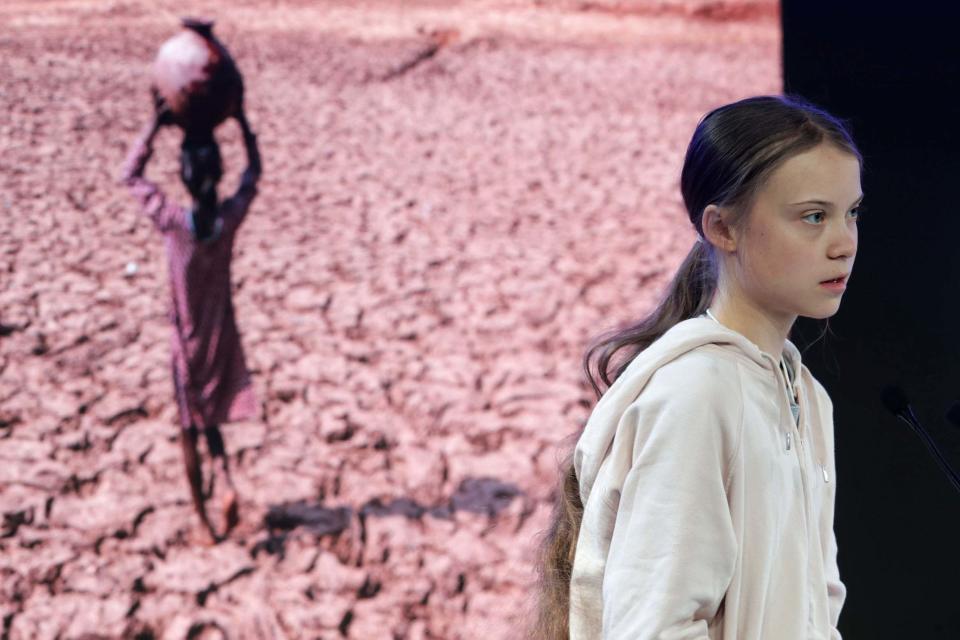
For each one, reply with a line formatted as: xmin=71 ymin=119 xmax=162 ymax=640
xmin=601 ymin=353 xmax=743 ymax=639
xmin=825 ymin=527 xmax=845 ymax=639
xmin=813 ymin=381 xmax=846 ymax=637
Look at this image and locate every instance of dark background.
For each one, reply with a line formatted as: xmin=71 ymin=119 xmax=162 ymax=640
xmin=784 ymin=2 xmax=960 ymax=637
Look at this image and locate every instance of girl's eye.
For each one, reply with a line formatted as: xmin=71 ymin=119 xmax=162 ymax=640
xmin=848 ymin=206 xmax=865 ymax=221
xmin=802 ymin=211 xmax=825 ymax=224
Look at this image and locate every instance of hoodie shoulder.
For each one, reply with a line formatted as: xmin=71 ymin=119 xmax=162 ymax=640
xmin=800 ymin=366 xmax=835 ymax=440
xmin=574 ymin=318 xmax=759 ymax=499
xmin=609 ymin=344 xmax=746 ymax=490
xmin=639 ymin=344 xmax=745 ymax=423
xmin=797 ymin=360 xmax=834 ymax=414
xmin=807 ymin=370 xmax=833 ymax=409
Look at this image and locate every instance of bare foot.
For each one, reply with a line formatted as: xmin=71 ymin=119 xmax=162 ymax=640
xmin=222 ymin=489 xmax=239 ymax=537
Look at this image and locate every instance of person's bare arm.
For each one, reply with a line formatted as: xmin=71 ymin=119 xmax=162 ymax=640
xmin=118 ymin=98 xmax=174 ymax=184
xmin=225 ymin=110 xmax=261 ymax=219
xmin=236 ymin=110 xmax=262 ymax=186
xmin=118 ymin=99 xmax=177 ymax=229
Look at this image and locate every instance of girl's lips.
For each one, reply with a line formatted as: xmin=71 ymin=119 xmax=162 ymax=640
xmin=820 ymin=276 xmax=847 ymax=292
xmin=820 ymin=274 xmax=848 ymax=284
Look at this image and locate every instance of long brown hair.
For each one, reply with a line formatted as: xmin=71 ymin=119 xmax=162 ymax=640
xmin=531 ymin=95 xmax=861 ymax=638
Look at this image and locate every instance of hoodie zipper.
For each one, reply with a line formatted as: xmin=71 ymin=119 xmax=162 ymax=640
xmin=700 ymin=314 xmax=827 ymax=624
xmin=780 ymin=364 xmax=830 ymax=480
xmin=773 ymin=356 xmax=820 ymax=626
xmin=768 ymin=355 xmax=801 ymax=447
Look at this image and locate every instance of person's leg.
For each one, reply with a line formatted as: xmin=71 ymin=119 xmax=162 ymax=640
xmin=180 ymin=425 xmax=217 ymax=542
xmin=204 ymin=425 xmax=239 ymax=534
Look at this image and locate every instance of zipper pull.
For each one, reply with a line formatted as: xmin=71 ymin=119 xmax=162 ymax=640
xmin=785 ymin=432 xmax=792 ymax=451
xmin=822 ymin=464 xmax=830 ymax=483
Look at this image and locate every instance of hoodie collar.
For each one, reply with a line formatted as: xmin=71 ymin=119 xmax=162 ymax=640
xmin=574 ymin=316 xmax=804 ymax=501
xmin=699 ymin=312 xmax=803 ymax=378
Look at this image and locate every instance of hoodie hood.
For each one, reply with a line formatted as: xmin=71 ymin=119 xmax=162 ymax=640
xmin=574 ymin=315 xmax=802 ymax=503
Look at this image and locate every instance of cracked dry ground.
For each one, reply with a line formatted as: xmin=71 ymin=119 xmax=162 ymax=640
xmin=0 ymin=1 xmax=779 ymax=638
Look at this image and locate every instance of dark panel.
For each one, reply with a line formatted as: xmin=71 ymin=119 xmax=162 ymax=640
xmin=784 ymin=2 xmax=960 ymax=638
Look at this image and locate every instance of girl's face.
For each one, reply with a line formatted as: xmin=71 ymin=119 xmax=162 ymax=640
xmin=733 ymin=142 xmax=862 ymax=322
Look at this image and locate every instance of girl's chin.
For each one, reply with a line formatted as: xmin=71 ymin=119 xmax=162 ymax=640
xmin=799 ymin=303 xmax=843 ymax=321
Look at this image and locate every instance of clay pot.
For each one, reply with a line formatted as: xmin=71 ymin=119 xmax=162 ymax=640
xmin=151 ymin=18 xmax=244 ymax=138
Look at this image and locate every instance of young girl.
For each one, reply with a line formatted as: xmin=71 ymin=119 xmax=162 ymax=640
xmin=119 ymin=101 xmax=262 ymax=543
xmin=534 ymin=95 xmax=861 ymax=639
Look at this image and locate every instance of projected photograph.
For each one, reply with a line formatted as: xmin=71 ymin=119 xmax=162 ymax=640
xmin=0 ymin=1 xmax=783 ymax=637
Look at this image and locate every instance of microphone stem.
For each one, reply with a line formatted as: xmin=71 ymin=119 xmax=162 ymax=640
xmin=899 ymin=414 xmax=960 ymax=495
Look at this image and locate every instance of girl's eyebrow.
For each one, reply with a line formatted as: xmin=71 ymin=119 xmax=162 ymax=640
xmin=789 ymin=194 xmax=864 ymax=207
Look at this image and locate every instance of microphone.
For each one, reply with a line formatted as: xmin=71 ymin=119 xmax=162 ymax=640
xmin=881 ymin=385 xmax=960 ymax=495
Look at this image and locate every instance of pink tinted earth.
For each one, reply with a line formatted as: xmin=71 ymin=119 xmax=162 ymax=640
xmin=0 ymin=1 xmax=779 ymax=638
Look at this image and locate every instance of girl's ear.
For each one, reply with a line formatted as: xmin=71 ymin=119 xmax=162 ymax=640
xmin=702 ymin=204 xmax=739 ymax=253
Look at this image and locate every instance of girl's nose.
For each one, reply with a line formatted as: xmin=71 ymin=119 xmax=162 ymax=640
xmin=828 ymin=221 xmax=858 ymax=259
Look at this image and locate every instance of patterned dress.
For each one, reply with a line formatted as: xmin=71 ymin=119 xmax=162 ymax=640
xmin=120 ymin=129 xmax=258 ymax=429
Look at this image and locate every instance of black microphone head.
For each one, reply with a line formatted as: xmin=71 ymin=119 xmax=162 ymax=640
xmin=946 ymin=402 xmax=960 ymax=428
xmin=881 ymin=385 xmax=911 ymax=417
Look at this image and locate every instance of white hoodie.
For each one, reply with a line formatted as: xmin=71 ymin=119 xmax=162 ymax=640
xmin=569 ymin=316 xmax=844 ymax=639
